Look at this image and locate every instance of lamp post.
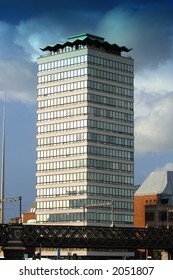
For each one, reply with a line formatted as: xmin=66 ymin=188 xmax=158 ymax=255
xmin=39 ymin=235 xmax=43 ymax=260
xmin=0 ymin=89 xmax=6 ymax=224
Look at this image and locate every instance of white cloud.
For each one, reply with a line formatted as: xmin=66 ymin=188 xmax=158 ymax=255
xmin=135 ymin=93 xmax=173 ymax=154
xmin=135 ymin=58 xmax=173 ymax=117
xmin=134 ymin=58 xmax=173 ymax=154
xmin=155 ymin=162 xmax=173 ymax=172
xmin=15 ymin=16 xmax=67 ymax=61
xmin=0 ymin=59 xmax=37 ymax=104
xmin=135 ymin=60 xmax=173 ymax=97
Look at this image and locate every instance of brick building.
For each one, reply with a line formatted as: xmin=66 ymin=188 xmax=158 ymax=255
xmin=134 ymin=171 xmax=173 ymax=228
xmin=22 ymin=202 xmax=36 ymax=224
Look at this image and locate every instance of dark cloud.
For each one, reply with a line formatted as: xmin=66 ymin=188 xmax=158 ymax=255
xmin=97 ymin=5 xmax=173 ymax=70
xmin=1 ymin=0 xmax=173 ymax=27
xmin=0 ymin=0 xmax=117 ymax=24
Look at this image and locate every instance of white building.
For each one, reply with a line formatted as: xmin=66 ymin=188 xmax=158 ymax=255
xmin=36 ymin=33 xmax=135 ymax=258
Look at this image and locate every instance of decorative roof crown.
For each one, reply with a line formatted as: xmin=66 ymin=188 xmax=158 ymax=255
xmin=41 ymin=33 xmax=132 ymax=55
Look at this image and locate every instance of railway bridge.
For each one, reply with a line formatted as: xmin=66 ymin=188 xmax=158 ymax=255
xmin=0 ymin=224 xmax=173 ymax=259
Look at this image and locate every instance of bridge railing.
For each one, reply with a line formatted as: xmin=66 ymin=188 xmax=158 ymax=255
xmin=0 ymin=224 xmax=173 ymax=250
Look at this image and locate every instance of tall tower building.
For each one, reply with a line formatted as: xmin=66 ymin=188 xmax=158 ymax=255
xmin=36 ymin=33 xmax=134 ymax=228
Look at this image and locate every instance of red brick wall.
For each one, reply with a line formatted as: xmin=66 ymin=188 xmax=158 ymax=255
xmin=22 ymin=212 xmax=36 ymax=223
xmin=134 ymin=194 xmax=158 ymax=227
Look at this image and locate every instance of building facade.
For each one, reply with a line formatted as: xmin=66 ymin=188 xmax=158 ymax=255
xmin=134 ymin=171 xmax=173 ymax=228
xmin=36 ymin=33 xmax=134 ymax=228
xmin=134 ymin=171 xmax=173 ymax=260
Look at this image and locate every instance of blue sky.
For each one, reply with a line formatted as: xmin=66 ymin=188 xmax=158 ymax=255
xmin=0 ymin=0 xmax=173 ymax=221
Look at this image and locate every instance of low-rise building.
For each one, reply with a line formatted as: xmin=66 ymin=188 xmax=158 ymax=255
xmin=134 ymin=171 xmax=173 ymax=228
xmin=22 ymin=202 xmax=36 ymax=224
xmin=134 ymin=171 xmax=173 ymax=259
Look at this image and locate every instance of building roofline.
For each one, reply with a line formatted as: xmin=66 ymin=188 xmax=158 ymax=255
xmin=40 ymin=33 xmax=132 ymax=55
xmin=135 ymin=171 xmax=173 ymax=196
xmin=68 ymin=33 xmax=105 ymax=43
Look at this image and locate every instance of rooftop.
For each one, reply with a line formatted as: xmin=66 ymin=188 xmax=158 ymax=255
xmin=135 ymin=171 xmax=173 ymax=196
xmin=68 ymin=33 xmax=105 ymax=43
xmin=41 ymin=33 xmax=132 ymax=55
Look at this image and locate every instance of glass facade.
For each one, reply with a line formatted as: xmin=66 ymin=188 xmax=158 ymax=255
xmin=36 ymin=35 xmax=134 ymax=226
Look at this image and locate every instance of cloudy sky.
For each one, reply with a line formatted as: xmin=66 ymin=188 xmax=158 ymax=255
xmin=0 ymin=0 xmax=173 ymax=221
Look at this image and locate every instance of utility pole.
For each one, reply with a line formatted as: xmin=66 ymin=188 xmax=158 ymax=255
xmin=0 ymin=89 xmax=6 ymax=224
xmin=0 ymin=196 xmax=22 ymax=223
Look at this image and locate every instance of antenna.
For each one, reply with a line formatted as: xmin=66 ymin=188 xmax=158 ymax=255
xmin=0 ymin=87 xmax=6 ymax=223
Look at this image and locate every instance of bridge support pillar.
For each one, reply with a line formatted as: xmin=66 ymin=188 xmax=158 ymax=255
xmin=167 ymin=250 xmax=173 ymax=260
xmin=2 ymin=224 xmax=26 ymax=260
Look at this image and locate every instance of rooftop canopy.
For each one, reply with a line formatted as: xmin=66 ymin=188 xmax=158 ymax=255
xmin=41 ymin=33 xmax=132 ymax=55
xmin=68 ymin=33 xmax=105 ymax=43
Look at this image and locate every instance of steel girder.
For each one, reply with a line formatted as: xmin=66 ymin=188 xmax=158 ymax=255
xmin=0 ymin=224 xmax=173 ymax=250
